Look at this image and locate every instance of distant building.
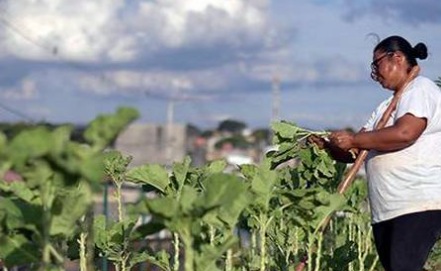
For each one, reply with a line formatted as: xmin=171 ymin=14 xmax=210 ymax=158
xmin=114 ymin=123 xmax=188 ymax=166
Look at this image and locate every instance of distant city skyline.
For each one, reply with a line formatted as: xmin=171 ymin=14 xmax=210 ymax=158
xmin=0 ymin=0 xmax=440 ymax=130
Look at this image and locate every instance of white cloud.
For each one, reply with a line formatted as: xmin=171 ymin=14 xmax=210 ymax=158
xmin=1 ymin=78 xmax=38 ymax=100
xmin=1 ymin=0 xmax=272 ymax=62
xmin=77 ymin=69 xmax=227 ymax=98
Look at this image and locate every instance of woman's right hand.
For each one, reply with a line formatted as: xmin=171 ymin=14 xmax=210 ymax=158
xmin=308 ymin=134 xmax=327 ymax=149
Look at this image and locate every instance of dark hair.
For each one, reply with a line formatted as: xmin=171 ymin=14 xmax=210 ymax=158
xmin=374 ymin=36 xmax=428 ymax=67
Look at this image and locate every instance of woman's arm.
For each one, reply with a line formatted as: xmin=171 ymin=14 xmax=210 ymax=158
xmin=331 ymin=113 xmax=427 ymax=152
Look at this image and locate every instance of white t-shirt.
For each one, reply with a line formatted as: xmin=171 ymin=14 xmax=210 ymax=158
xmin=363 ymin=76 xmax=441 ymax=224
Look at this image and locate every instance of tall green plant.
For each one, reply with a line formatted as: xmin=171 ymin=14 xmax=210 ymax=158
xmin=0 ymin=107 xmax=139 ymax=270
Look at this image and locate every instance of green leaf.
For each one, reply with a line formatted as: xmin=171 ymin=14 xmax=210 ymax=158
xmin=132 ymin=250 xmax=171 ymax=271
xmin=250 ymin=158 xmax=278 ymax=210
xmin=93 ymin=215 xmax=107 ymax=249
xmin=216 ymin=178 xmax=251 ymax=229
xmin=199 ymin=173 xmax=244 ymax=210
xmin=84 ymin=107 xmax=139 ymax=150
xmin=324 ymin=241 xmax=358 ymax=271
xmin=0 ymin=181 xmax=40 ymax=204
xmin=7 ymin=127 xmax=52 ymax=165
xmin=195 ymin=237 xmax=236 ymax=271
xmin=180 ymin=186 xmax=199 ymax=213
xmin=172 ymin=156 xmax=191 ymax=193
xmin=148 ymin=197 xmax=179 ymax=218
xmin=0 ymin=197 xmax=42 ymax=231
xmin=239 ymin=164 xmax=258 ymax=180
xmin=205 ymin=159 xmax=227 ymax=174
xmin=126 ymin=164 xmax=169 ymax=193
xmin=0 ymin=234 xmax=40 ymax=267
xmin=131 ymin=222 xmax=165 ymax=240
xmin=271 ymin=121 xmax=299 ymax=139
xmin=50 ymin=183 xmax=93 ymax=237
xmin=311 ymin=193 xmax=346 ymax=230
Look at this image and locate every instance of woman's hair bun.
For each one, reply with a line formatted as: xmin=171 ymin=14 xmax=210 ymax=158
xmin=413 ymin=43 xmax=428 ymax=60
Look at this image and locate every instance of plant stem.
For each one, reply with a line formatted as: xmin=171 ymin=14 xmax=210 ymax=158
xmin=307 ymin=233 xmax=315 ymax=271
xmin=251 ymin=231 xmax=257 ymax=258
xmin=357 ymin=225 xmax=364 ymax=271
xmin=209 ymin=225 xmax=216 ymax=246
xmin=259 ymin=214 xmax=267 ymax=271
xmin=314 ymin=232 xmax=323 ymax=271
xmin=115 ymin=181 xmax=123 ymax=222
xmin=79 ymin=232 xmax=88 ymax=271
xmin=41 ymin=188 xmax=53 ymax=271
xmin=293 ymin=227 xmax=299 ymax=255
xmin=226 ymin=249 xmax=233 ymax=271
xmin=183 ymin=234 xmax=194 ymax=271
xmin=173 ymin=232 xmax=180 ymax=271
xmin=368 ymin=255 xmax=379 ymax=271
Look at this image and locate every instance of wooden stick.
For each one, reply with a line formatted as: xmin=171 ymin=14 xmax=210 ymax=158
xmin=294 ymin=66 xmax=420 ymax=270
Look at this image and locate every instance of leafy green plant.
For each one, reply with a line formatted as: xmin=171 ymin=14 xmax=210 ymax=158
xmin=128 ymin=158 xmax=251 ymax=271
xmin=0 ymin=107 xmax=138 ymax=270
xmin=0 ymin=115 xmax=381 ymax=271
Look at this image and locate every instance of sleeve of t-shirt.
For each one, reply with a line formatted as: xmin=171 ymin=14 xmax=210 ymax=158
xmin=395 ymin=87 xmax=432 ymax=121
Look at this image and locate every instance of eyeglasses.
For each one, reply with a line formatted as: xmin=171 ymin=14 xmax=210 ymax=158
xmin=370 ymin=52 xmax=394 ymax=81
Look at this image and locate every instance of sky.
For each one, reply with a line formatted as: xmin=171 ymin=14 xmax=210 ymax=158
xmin=0 ymin=0 xmax=440 ymax=130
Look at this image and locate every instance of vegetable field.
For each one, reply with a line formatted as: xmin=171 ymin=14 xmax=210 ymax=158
xmin=0 ymin=108 xmax=440 ymax=271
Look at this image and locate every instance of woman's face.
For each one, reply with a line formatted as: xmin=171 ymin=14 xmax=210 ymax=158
xmin=371 ymin=50 xmax=407 ymax=91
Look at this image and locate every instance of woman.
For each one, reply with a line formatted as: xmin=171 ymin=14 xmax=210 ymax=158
xmin=323 ymin=36 xmax=441 ymax=271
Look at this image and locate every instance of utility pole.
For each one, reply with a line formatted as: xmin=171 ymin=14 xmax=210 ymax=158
xmin=271 ymin=75 xmax=281 ymax=122
xmin=165 ymin=98 xmax=175 ymax=165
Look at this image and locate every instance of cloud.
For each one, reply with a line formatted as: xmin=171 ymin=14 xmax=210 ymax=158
xmin=240 ymin=49 xmax=367 ymax=86
xmin=0 ymin=78 xmax=38 ymax=100
xmin=343 ymin=0 xmax=441 ymax=25
xmin=1 ymin=0 xmax=275 ymax=64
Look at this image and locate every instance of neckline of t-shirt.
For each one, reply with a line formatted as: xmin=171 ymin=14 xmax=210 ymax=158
xmin=384 ymin=75 xmax=421 ymax=107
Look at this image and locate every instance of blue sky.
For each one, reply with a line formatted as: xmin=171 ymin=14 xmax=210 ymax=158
xmin=0 ymin=0 xmax=440 ymax=130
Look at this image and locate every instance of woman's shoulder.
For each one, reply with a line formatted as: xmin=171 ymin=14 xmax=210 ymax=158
xmin=405 ymin=76 xmax=440 ymax=98
xmin=411 ymin=76 xmax=440 ymax=91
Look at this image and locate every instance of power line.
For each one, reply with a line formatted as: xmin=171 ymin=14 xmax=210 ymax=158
xmin=0 ymin=5 xmax=108 ymax=121
xmin=0 ymin=102 xmax=35 ymax=122
xmin=0 ymin=5 xmax=218 ymax=123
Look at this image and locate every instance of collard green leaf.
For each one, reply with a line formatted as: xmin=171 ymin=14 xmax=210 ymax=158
xmin=199 ymin=173 xmax=244 ymax=211
xmin=172 ymin=156 xmax=191 ymax=193
xmin=195 ymin=236 xmax=236 ymax=271
xmin=131 ymin=222 xmax=165 ymax=241
xmin=271 ymin=121 xmax=298 ymax=139
xmin=0 ymin=234 xmax=40 ymax=267
xmin=0 ymin=197 xmax=42 ymax=232
xmin=250 ymin=158 xmax=278 ymax=211
xmin=7 ymin=127 xmax=52 ymax=165
xmin=180 ymin=186 xmax=199 ymax=213
xmin=131 ymin=250 xmax=171 ymax=271
xmin=126 ymin=164 xmax=169 ymax=193
xmin=0 ymin=181 xmax=40 ymax=204
xmin=84 ymin=107 xmax=139 ymax=150
xmin=50 ymin=183 xmax=92 ymax=237
xmin=148 ymin=197 xmax=179 ymax=218
xmin=205 ymin=159 xmax=227 ymax=174
xmin=239 ymin=164 xmax=258 ymax=180
xmin=311 ymin=193 xmax=346 ymax=230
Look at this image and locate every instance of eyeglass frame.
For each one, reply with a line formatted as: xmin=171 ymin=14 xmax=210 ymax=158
xmin=370 ymin=51 xmax=395 ymax=81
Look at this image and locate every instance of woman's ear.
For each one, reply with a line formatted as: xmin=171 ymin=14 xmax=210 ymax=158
xmin=394 ymin=52 xmax=407 ymax=66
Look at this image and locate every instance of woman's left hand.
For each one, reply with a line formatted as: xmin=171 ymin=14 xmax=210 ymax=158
xmin=330 ymin=131 xmax=356 ymax=151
